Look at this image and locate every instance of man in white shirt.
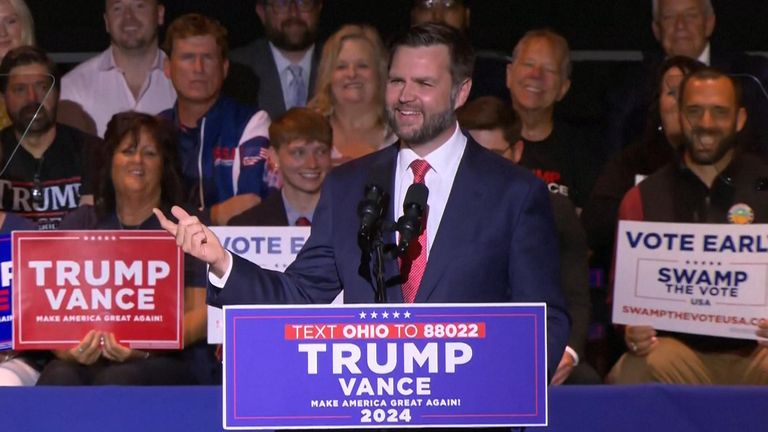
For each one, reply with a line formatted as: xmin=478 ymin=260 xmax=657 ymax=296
xmin=229 ymin=0 xmax=322 ymax=119
xmin=57 ymin=0 xmax=176 ymax=137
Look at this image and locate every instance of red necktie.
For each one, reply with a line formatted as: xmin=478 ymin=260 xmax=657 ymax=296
xmin=401 ymin=159 xmax=430 ymax=303
xmin=295 ymin=216 xmax=311 ymax=226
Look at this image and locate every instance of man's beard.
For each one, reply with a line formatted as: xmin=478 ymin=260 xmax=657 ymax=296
xmin=12 ymin=103 xmax=56 ymax=135
xmin=264 ymin=18 xmax=316 ymax=51
xmin=387 ymin=103 xmax=456 ymax=146
xmin=111 ymin=23 xmax=157 ymax=51
xmin=683 ymin=125 xmax=739 ymax=165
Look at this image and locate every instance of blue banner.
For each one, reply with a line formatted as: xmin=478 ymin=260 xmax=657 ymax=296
xmin=0 ymin=235 xmax=11 ymax=350
xmin=224 ymin=303 xmax=547 ymax=429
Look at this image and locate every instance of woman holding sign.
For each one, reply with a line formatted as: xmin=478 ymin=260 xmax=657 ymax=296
xmin=36 ymin=112 xmax=214 ymax=385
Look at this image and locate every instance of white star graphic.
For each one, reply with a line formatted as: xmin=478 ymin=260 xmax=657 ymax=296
xmin=393 ymin=311 xmax=400 ymax=318
xmin=359 ymin=311 xmax=367 ymax=319
xmin=382 ymin=311 xmax=389 ymax=319
xmin=370 ymin=311 xmax=378 ymax=319
xmin=404 ymin=311 xmax=411 ymax=319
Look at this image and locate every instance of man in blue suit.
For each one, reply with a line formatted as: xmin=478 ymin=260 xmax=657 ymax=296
xmin=156 ymin=23 xmax=570 ymax=374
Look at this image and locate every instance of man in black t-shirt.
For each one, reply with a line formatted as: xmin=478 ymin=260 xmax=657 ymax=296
xmin=506 ymin=29 xmax=595 ymax=208
xmin=0 ymin=46 xmax=99 ymax=230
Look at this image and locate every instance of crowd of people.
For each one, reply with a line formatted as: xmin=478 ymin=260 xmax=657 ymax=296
xmin=0 ymin=0 xmax=766 ymax=389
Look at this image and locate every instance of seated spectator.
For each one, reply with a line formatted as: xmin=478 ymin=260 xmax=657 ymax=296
xmin=37 ymin=111 xmax=212 ymax=385
xmin=583 ymin=56 xmax=705 ymax=295
xmin=0 ymin=46 xmax=99 ymax=230
xmin=229 ymin=107 xmax=331 ymax=226
xmin=308 ymin=24 xmax=395 ymax=166
xmin=410 ymin=0 xmax=510 ymax=103
xmin=506 ymin=29 xmax=595 ymax=208
xmin=606 ymin=68 xmax=768 ymax=384
xmin=0 ymin=0 xmax=35 ymax=131
xmin=58 ymin=0 xmax=175 ymax=138
xmin=229 ymin=0 xmax=323 ymax=119
xmin=603 ymin=0 xmax=768 ymax=161
xmin=457 ymin=95 xmax=599 ymax=385
xmin=159 ymin=14 xmax=271 ymax=226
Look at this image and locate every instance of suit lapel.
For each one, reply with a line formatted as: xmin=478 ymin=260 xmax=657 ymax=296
xmin=256 ymin=40 xmax=287 ymax=115
xmin=414 ymin=140 xmax=485 ymax=302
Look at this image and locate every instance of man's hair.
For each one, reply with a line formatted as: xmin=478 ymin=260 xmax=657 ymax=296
xmin=456 ymin=96 xmax=522 ymax=147
xmin=652 ymin=0 xmax=714 ymax=21
xmin=7 ymin=0 xmax=35 ymax=46
xmin=678 ymin=67 xmax=743 ymax=109
xmin=308 ymin=24 xmax=388 ymax=126
xmin=0 ymin=45 xmax=59 ymax=93
xmin=388 ymin=22 xmax=475 ymax=89
xmin=162 ymin=13 xmax=229 ymax=59
xmin=269 ymin=107 xmax=332 ymax=150
xmin=97 ymin=111 xmax=183 ymax=218
xmin=511 ymin=28 xmax=572 ymax=78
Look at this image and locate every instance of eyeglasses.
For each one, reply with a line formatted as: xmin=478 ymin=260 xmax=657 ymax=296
xmin=415 ymin=0 xmax=463 ymax=10
xmin=266 ymin=0 xmax=317 ymax=13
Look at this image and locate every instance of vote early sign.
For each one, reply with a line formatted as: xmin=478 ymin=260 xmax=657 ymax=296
xmin=224 ymin=303 xmax=547 ymax=429
xmin=13 ymin=231 xmax=184 ymax=350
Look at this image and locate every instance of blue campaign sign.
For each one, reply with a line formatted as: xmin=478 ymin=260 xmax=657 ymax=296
xmin=0 ymin=235 xmax=11 ymax=350
xmin=224 ymin=303 xmax=547 ymax=429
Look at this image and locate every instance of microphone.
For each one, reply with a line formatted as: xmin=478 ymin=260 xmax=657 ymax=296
xmin=357 ymin=183 xmax=385 ymax=253
xmin=395 ymin=183 xmax=429 ymax=257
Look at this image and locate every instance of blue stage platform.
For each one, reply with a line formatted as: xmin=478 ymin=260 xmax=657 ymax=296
xmin=0 ymin=385 xmax=766 ymax=431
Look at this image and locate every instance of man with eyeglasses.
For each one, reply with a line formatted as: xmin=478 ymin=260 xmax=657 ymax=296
xmin=609 ymin=67 xmax=768 ymax=384
xmin=0 ymin=46 xmax=99 ymax=231
xmin=230 ymin=0 xmax=323 ymax=119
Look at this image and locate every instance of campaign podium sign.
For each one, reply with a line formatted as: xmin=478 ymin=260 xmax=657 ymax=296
xmin=224 ymin=303 xmax=547 ymax=429
xmin=12 ymin=231 xmax=184 ymax=350
xmin=613 ymin=221 xmax=768 ymax=339
xmin=0 ymin=235 xmax=11 ymax=350
xmin=206 ymin=226 xmax=310 ymax=344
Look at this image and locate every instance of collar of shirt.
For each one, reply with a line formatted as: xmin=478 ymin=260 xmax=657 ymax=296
xmin=269 ymin=42 xmax=314 ymax=104
xmin=697 ymin=43 xmax=711 ymax=66
xmin=98 ymin=46 xmax=166 ymax=72
xmin=394 ymin=123 xmax=467 ymax=257
xmin=282 ymin=189 xmax=313 ymax=226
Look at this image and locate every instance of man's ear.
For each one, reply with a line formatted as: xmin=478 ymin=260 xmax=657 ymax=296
xmin=157 ymin=4 xmax=166 ymax=26
xmin=652 ymin=20 xmax=661 ymax=43
xmin=736 ymin=106 xmax=747 ymax=132
xmin=256 ymin=1 xmax=266 ymax=23
xmin=705 ymin=13 xmax=716 ymax=39
xmin=557 ymin=77 xmax=571 ymax=101
xmin=452 ymin=78 xmax=472 ymax=110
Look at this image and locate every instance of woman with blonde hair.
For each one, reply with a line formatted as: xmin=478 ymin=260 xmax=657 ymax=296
xmin=308 ymin=24 xmax=395 ymax=166
xmin=0 ymin=0 xmax=35 ymax=130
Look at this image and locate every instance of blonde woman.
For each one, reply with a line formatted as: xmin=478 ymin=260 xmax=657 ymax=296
xmin=308 ymin=24 xmax=395 ymax=166
xmin=0 ymin=0 xmax=35 ymax=130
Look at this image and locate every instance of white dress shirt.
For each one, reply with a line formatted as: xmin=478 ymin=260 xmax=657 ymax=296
xmin=393 ymin=123 xmax=466 ymax=258
xmin=60 ymin=47 xmax=176 ymax=137
xmin=269 ymin=43 xmax=314 ymax=109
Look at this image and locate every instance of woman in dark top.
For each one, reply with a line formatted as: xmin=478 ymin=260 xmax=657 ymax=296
xmin=37 ymin=112 xmax=214 ymax=385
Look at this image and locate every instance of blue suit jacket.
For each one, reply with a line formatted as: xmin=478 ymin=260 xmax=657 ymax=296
xmin=208 ymin=137 xmax=570 ymax=373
